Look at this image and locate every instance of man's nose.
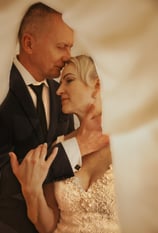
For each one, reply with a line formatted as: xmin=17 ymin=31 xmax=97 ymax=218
xmin=62 ymin=47 xmax=71 ymax=62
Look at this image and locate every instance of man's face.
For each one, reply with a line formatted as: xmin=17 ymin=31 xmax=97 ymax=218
xmin=31 ymin=13 xmax=74 ymax=81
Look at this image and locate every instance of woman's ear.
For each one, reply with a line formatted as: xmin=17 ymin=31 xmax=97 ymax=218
xmin=95 ymin=78 xmax=100 ymax=91
xmin=92 ymin=77 xmax=100 ymax=99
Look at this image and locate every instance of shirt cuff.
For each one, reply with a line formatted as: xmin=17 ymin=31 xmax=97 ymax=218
xmin=61 ymin=137 xmax=82 ymax=172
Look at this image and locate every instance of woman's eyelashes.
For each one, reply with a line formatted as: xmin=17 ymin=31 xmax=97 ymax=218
xmin=64 ymin=76 xmax=75 ymax=84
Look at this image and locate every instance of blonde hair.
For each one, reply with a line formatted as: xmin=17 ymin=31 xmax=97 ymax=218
xmin=67 ymin=55 xmax=98 ymax=86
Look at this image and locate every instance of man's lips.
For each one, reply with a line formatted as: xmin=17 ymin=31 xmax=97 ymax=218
xmin=56 ymin=63 xmax=65 ymax=70
xmin=55 ymin=66 xmax=62 ymax=71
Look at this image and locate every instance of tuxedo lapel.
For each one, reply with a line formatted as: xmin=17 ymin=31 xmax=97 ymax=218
xmin=10 ymin=64 xmax=44 ymax=143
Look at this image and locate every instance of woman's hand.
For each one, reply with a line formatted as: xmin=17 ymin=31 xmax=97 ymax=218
xmin=9 ymin=143 xmax=58 ymax=194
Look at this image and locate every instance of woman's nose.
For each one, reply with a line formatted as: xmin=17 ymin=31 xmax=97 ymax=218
xmin=56 ymin=85 xmax=63 ymax=96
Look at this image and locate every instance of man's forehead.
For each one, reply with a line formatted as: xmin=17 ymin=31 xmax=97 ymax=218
xmin=54 ymin=27 xmax=74 ymax=46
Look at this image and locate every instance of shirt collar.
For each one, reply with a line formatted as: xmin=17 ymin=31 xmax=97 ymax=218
xmin=13 ymin=56 xmax=48 ymax=87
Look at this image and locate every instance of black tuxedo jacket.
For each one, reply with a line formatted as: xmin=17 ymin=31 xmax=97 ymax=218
xmin=0 ymin=64 xmax=74 ymax=233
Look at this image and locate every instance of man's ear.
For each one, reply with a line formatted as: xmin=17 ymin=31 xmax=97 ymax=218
xmin=21 ymin=33 xmax=34 ymax=54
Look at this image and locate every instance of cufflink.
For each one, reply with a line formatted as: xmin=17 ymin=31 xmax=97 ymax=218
xmin=75 ymin=164 xmax=81 ymax=171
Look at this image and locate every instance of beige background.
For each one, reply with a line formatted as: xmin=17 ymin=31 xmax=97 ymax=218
xmin=0 ymin=1 xmax=158 ymax=232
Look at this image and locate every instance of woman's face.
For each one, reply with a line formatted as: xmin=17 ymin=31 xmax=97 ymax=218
xmin=56 ymin=63 xmax=95 ymax=118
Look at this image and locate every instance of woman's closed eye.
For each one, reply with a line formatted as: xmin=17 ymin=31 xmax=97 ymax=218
xmin=61 ymin=72 xmax=77 ymax=86
xmin=61 ymin=75 xmax=75 ymax=85
xmin=65 ymin=77 xmax=75 ymax=84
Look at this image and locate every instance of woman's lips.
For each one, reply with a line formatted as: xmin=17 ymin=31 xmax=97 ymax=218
xmin=61 ymin=98 xmax=69 ymax=104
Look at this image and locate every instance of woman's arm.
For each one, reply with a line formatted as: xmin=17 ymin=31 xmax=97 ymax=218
xmin=9 ymin=144 xmax=59 ymax=233
xmin=24 ymin=182 xmax=59 ymax=233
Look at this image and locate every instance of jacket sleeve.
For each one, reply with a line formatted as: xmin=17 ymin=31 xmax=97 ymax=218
xmin=44 ymin=142 xmax=74 ymax=184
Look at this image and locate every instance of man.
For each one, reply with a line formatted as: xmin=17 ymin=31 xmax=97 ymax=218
xmin=0 ymin=3 xmax=107 ymax=233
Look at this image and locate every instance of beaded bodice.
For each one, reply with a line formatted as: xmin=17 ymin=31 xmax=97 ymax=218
xmin=54 ymin=166 xmax=120 ymax=233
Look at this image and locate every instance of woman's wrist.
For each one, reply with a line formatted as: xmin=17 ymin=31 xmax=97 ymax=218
xmin=22 ymin=185 xmax=43 ymax=201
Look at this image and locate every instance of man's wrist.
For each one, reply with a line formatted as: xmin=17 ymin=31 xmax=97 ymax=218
xmin=61 ymin=137 xmax=82 ymax=171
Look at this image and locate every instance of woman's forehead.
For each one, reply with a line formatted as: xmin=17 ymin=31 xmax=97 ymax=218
xmin=62 ymin=63 xmax=77 ymax=75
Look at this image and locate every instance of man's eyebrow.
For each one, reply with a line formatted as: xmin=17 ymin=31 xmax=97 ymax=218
xmin=57 ymin=42 xmax=73 ymax=48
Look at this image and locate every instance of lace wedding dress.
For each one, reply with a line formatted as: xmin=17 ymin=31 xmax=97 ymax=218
xmin=54 ymin=165 xmax=120 ymax=233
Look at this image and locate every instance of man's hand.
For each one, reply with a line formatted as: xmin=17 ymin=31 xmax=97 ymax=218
xmin=76 ymin=105 xmax=109 ymax=156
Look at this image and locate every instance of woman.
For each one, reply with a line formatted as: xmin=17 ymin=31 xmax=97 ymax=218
xmin=10 ymin=55 xmax=120 ymax=233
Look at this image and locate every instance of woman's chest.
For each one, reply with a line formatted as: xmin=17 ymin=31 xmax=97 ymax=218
xmin=54 ymin=165 xmax=115 ymax=214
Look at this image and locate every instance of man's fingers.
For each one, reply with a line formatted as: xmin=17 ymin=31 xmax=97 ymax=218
xmin=9 ymin=152 xmax=19 ymax=175
xmin=83 ymin=104 xmax=102 ymax=130
xmin=84 ymin=104 xmax=96 ymax=120
xmin=100 ymin=134 xmax=110 ymax=146
xmin=47 ymin=147 xmax=58 ymax=167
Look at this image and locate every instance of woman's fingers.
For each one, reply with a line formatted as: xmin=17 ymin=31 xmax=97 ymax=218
xmin=24 ymin=143 xmax=58 ymax=170
xmin=27 ymin=143 xmax=47 ymax=162
xmin=46 ymin=147 xmax=58 ymax=168
xmin=37 ymin=143 xmax=58 ymax=167
xmin=9 ymin=144 xmax=58 ymax=181
xmin=9 ymin=152 xmax=19 ymax=175
xmin=39 ymin=143 xmax=47 ymax=161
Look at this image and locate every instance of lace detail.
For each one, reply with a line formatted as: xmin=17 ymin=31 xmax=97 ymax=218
xmin=54 ymin=165 xmax=120 ymax=233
